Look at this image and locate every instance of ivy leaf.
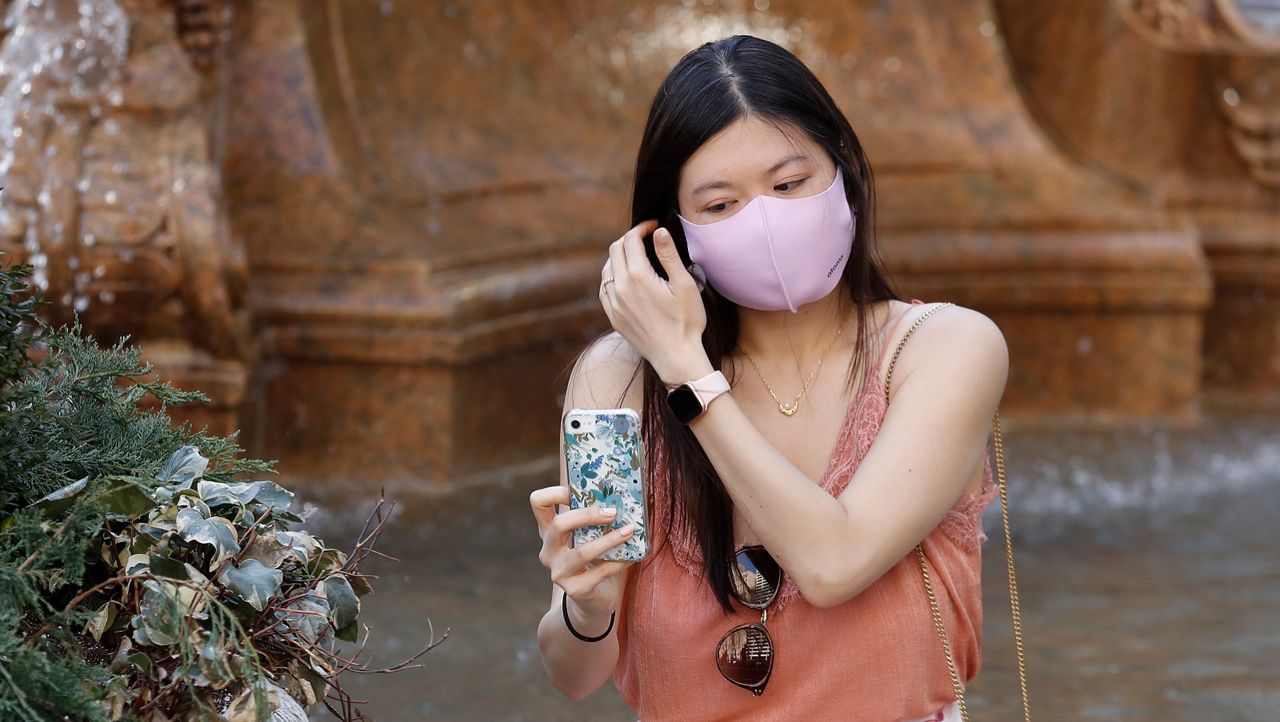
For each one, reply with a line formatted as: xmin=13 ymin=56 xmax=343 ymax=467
xmin=96 ymin=478 xmax=156 ymax=519
xmin=348 ymin=573 xmax=374 ymax=597
xmin=28 ymin=476 xmax=88 ymax=515
xmin=224 ymin=682 xmax=282 ymax=722
xmin=196 ymin=480 xmax=252 ymax=507
xmin=175 ymin=493 xmax=211 ymax=519
xmin=274 ymin=530 xmax=318 ymax=563
xmin=124 ymin=553 xmax=150 ymax=575
xmin=322 ymin=575 xmax=360 ymax=630
xmin=335 ymin=620 xmax=359 ymax=642
xmin=176 ymin=508 xmax=241 ymax=566
xmin=132 ymin=580 xmax=182 ymax=646
xmin=198 ymin=479 xmax=294 ymax=512
xmin=245 ymin=481 xmax=294 ymax=512
xmin=196 ymin=634 xmax=237 ymax=690
xmin=295 ymin=662 xmax=328 ymax=707
xmin=158 ymin=445 xmax=208 ymax=486
xmin=108 ymin=637 xmax=151 ymax=675
xmin=148 ymin=553 xmax=189 ymax=580
xmin=140 ymin=505 xmax=179 ymax=536
xmin=309 ymin=547 xmax=347 ymax=576
xmin=274 ymin=592 xmax=331 ymax=646
xmin=219 ymin=559 xmax=283 ymax=611
xmin=241 ymin=533 xmax=294 ymax=569
xmin=85 ymin=601 xmax=118 ymax=643
xmin=131 ymin=561 xmax=210 ymax=648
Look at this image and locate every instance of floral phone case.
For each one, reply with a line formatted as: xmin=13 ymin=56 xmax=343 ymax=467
xmin=562 ymin=408 xmax=648 ymax=562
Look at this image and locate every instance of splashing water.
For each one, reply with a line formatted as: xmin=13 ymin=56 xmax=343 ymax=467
xmin=0 ymin=0 xmax=128 ymax=314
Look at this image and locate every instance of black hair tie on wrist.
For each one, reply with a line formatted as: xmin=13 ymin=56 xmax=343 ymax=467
xmin=562 ymin=593 xmax=616 ymax=643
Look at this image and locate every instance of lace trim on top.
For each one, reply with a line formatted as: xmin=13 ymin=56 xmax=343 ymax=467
xmin=648 ymin=358 xmax=998 ymax=612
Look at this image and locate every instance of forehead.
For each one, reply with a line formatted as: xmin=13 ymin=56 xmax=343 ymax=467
xmin=679 ymin=115 xmax=822 ymax=192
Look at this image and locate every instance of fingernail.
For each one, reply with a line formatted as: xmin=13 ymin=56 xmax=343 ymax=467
xmin=619 ymin=523 xmax=634 ymax=535
xmin=602 ymin=508 xmax=617 ymax=518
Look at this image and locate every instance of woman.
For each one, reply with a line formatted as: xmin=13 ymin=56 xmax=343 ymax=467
xmin=529 ymin=35 xmax=1007 ymax=721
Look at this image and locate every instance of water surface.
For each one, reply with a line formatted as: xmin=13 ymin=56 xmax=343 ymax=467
xmin=306 ymin=406 xmax=1280 ymax=721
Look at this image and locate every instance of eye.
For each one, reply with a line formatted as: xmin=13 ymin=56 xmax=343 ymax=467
xmin=705 ymin=200 xmax=734 ymax=214
xmin=774 ymin=178 xmax=805 ymax=193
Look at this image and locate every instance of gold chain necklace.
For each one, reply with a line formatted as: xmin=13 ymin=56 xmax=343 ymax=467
xmin=736 ymin=325 xmax=845 ymax=416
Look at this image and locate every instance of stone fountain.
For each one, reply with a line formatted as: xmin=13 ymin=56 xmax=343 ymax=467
xmin=0 ymin=0 xmax=1275 ymax=497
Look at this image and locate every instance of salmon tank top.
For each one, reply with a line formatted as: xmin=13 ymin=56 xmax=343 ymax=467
xmin=612 ymin=299 xmax=998 ymax=721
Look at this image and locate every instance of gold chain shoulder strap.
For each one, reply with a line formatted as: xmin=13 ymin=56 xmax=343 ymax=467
xmin=882 ymin=302 xmax=1031 ymax=722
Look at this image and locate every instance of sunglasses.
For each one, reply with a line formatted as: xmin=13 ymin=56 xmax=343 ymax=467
xmin=716 ymin=544 xmax=784 ymax=696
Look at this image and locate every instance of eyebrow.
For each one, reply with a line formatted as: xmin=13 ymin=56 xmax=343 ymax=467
xmin=689 ymin=153 xmax=811 ymax=197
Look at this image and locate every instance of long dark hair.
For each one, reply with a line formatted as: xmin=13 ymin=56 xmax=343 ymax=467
xmin=586 ymin=35 xmax=900 ymax=612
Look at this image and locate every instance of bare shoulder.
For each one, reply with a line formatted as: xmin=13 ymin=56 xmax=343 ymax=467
xmin=884 ymin=303 xmax=1008 ymax=403
xmin=565 ymin=331 xmax=646 ymax=413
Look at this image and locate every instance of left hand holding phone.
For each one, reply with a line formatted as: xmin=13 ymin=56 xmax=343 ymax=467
xmin=530 ymin=485 xmax=635 ymax=624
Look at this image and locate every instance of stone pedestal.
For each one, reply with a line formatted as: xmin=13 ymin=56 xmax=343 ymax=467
xmin=139 ymin=341 xmax=248 ymax=438
xmin=995 ymin=0 xmax=1280 ymax=405
xmin=851 ymin=0 xmax=1212 ymax=424
xmin=223 ymin=1 xmax=626 ymax=493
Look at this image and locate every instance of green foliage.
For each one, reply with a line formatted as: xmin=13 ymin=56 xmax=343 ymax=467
xmin=0 ymin=606 xmax=112 ymax=722
xmin=0 ymin=301 xmax=269 ymax=512
xmin=0 ymin=262 xmax=39 ymax=384
xmin=0 ymin=257 xmax=413 ymax=720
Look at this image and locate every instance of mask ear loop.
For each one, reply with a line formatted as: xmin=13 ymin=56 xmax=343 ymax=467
xmin=688 ymin=263 xmax=707 ymax=293
xmin=670 ymin=206 xmax=707 ymax=292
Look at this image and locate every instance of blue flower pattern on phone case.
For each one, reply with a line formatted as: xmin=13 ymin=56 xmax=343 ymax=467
xmin=564 ymin=410 xmax=648 ymax=562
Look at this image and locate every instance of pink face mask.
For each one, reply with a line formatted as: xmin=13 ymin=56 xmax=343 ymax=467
xmin=677 ymin=166 xmax=855 ymax=313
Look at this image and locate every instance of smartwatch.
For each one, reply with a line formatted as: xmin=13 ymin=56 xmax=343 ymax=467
xmin=665 ymin=371 xmax=730 ymax=424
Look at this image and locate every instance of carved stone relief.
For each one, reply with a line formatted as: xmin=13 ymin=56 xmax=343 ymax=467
xmin=1219 ymin=64 xmax=1280 ymax=189
xmin=0 ymin=0 xmax=246 ymax=431
xmin=1113 ymin=0 xmax=1280 ymax=54
xmin=1000 ymin=0 xmax=1280 ymax=404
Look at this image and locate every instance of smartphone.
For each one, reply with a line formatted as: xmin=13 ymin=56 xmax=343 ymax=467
xmin=562 ymin=408 xmax=649 ymax=562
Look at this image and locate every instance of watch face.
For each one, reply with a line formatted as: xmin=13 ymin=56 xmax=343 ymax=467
xmin=667 ymin=385 xmax=703 ymax=424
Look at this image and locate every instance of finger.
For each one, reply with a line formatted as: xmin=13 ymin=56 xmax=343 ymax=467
xmin=599 ymin=265 xmax=619 ymax=318
xmin=621 ymin=220 xmax=660 ymax=279
xmin=599 ymin=287 xmax=619 ymax=331
xmin=529 ymin=485 xmax=569 ymax=537
xmin=542 ymin=505 xmax=618 ymax=570
xmin=652 ymin=227 xmax=694 ymax=289
xmin=599 ymin=252 xmax=618 ymax=314
xmin=607 ymin=237 xmax=628 ymax=295
xmin=551 ymin=527 xmax=625 ymax=584
xmin=573 ymin=522 xmax=636 ymax=564
xmin=550 ymin=504 xmax=620 ymax=544
xmin=567 ymin=558 xmax=632 ymax=596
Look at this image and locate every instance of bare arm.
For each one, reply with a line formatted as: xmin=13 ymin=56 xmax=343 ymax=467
xmin=532 ymin=333 xmax=645 ymax=700
xmin=599 ymin=224 xmax=1009 ymax=606
xmin=683 ymin=307 xmax=1009 ymax=608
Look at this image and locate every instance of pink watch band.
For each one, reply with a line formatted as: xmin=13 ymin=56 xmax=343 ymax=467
xmin=682 ymin=370 xmax=730 ymax=409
